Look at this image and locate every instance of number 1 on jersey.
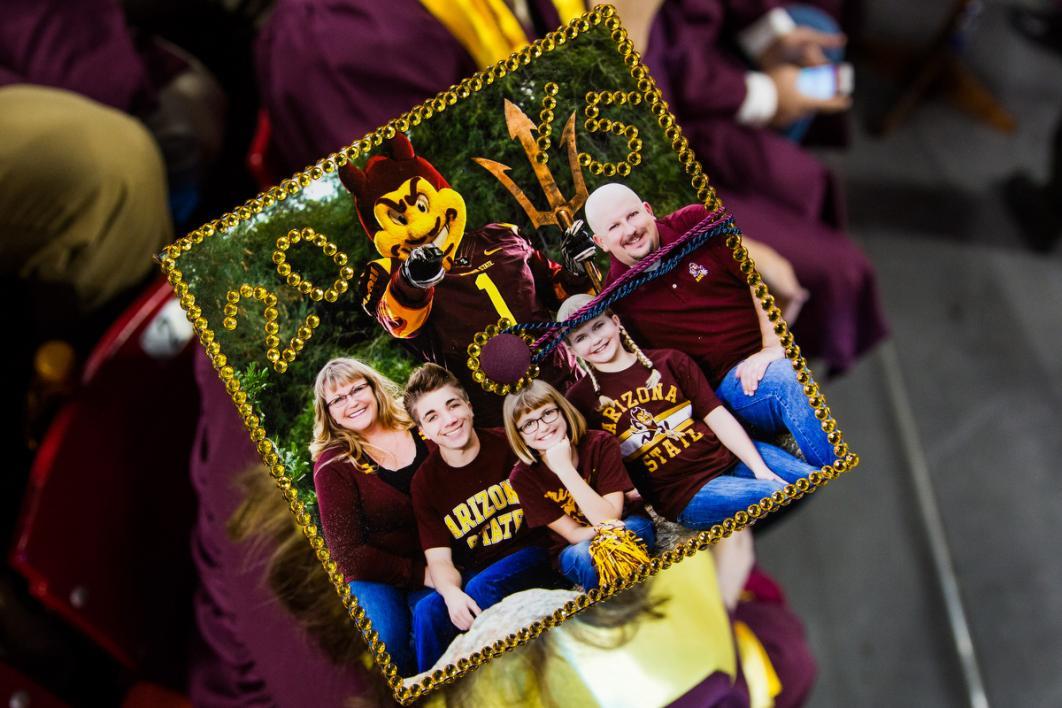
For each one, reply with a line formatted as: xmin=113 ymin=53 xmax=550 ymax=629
xmin=475 ymin=273 xmax=516 ymax=323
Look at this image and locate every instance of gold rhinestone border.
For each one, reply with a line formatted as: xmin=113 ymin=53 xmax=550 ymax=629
xmin=157 ymin=5 xmax=859 ymax=704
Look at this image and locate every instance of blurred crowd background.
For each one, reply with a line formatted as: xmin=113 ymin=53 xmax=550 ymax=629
xmin=1 ymin=0 xmax=1060 ymax=705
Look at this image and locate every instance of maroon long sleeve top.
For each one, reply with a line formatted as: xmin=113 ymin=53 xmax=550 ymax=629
xmin=313 ymin=439 xmax=433 ymax=589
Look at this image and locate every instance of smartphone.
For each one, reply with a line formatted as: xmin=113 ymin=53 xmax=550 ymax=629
xmin=796 ymin=63 xmax=854 ymax=100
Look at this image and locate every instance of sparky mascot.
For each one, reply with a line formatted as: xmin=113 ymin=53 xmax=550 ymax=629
xmin=339 ymin=134 xmax=590 ymax=424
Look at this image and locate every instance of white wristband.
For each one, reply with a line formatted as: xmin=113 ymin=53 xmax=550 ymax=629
xmin=735 ymin=71 xmax=778 ymax=127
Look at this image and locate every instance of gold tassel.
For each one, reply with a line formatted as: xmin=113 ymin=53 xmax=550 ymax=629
xmin=588 ymin=525 xmax=651 ymax=587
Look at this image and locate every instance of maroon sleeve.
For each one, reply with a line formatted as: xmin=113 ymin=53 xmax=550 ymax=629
xmin=670 ymin=351 xmax=724 ymax=419
xmin=509 ymin=465 xmax=564 ymax=528
xmin=586 ymin=433 xmax=634 ymax=496
xmin=526 ymin=244 xmax=591 ymax=309
xmin=411 ymin=462 xmax=453 ymax=552
xmin=2 ymin=0 xmax=155 ymax=113
xmin=388 ymin=264 xmax=432 ymax=310
xmin=313 ymin=455 xmax=426 ymax=588
xmin=645 ymin=0 xmax=750 ymax=121
xmin=709 ymin=228 xmax=748 ymax=282
xmin=661 ymin=204 xmax=713 ymax=237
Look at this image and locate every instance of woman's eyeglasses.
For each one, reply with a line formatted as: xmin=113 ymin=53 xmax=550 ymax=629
xmin=327 ymin=382 xmax=370 ymax=410
xmin=518 ymin=407 xmax=561 ymax=435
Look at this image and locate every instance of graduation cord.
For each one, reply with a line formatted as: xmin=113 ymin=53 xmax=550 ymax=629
xmin=503 ymin=208 xmax=738 ymax=363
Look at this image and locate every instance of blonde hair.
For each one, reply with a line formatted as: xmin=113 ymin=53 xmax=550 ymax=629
xmin=503 ymin=379 xmax=588 ymax=465
xmin=228 ymin=465 xmax=365 ymax=666
xmin=309 ymin=358 xmax=412 ymax=466
xmin=563 ymin=315 xmax=661 ymax=410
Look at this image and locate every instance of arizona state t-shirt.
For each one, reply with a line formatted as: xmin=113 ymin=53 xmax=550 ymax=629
xmin=411 ymin=428 xmax=540 ymax=573
xmin=566 ymin=349 xmax=738 ymax=520
xmin=509 ymin=430 xmax=634 ymax=555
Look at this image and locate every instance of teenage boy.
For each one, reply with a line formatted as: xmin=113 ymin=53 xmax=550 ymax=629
xmin=404 ymin=364 xmax=553 ymax=674
xmin=583 ymin=182 xmax=835 ymax=468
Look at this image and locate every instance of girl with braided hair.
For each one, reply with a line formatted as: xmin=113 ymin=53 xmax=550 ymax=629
xmin=558 ymin=294 xmax=816 ymax=530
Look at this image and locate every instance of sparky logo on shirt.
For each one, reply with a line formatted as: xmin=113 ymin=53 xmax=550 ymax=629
xmin=688 ymin=262 xmax=710 ymax=282
xmin=630 ymin=406 xmax=668 ymax=438
xmin=444 ymin=480 xmax=525 ymax=549
xmin=600 ymin=384 xmax=706 ymax=474
xmin=544 ymin=488 xmax=588 ymax=526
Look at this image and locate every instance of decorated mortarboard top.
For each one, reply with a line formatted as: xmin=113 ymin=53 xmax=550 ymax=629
xmin=158 ymin=6 xmax=857 ymax=703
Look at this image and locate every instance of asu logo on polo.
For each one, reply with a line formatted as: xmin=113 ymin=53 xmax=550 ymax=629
xmin=443 ymin=479 xmax=525 ymax=549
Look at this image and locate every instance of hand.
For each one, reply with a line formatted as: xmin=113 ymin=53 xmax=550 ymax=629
xmin=743 ymin=239 xmax=808 ymax=325
xmin=440 ymin=588 xmax=482 ymax=631
xmin=401 ymin=245 xmax=446 ymax=288
xmin=767 ymin=64 xmax=851 ymax=128
xmin=752 ymin=467 xmax=787 ymax=485
xmin=560 ymin=221 xmax=598 ymax=274
xmin=595 ymin=518 xmax=626 ymax=531
xmin=542 ymin=438 xmax=575 ymax=475
xmin=734 ymin=345 xmax=784 ymax=396
xmin=759 ymin=26 xmax=846 ymax=69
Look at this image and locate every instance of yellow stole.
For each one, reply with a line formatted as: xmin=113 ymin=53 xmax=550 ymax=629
xmin=417 ymin=0 xmax=587 ymax=69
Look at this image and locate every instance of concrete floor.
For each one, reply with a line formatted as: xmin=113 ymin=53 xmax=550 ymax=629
xmin=757 ymin=2 xmax=1062 ymax=706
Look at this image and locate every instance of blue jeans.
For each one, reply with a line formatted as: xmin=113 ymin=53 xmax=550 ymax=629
xmin=715 ymin=358 xmax=835 ymax=468
xmin=677 ymin=441 xmax=817 ymax=529
xmin=411 ymin=545 xmax=555 ymax=673
xmin=347 ymin=580 xmax=433 ymax=677
xmin=783 ymin=4 xmax=846 ymax=142
xmin=557 ymin=514 xmax=658 ymax=591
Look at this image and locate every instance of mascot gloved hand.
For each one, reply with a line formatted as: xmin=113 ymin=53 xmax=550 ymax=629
xmin=560 ymin=219 xmax=598 ymax=274
xmin=402 ymin=245 xmax=446 ymax=289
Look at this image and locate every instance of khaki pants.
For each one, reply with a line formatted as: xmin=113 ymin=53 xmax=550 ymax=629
xmin=0 ymin=85 xmax=172 ymax=311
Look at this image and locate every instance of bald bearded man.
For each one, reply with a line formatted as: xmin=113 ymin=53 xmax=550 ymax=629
xmin=583 ymin=183 xmax=835 ymax=468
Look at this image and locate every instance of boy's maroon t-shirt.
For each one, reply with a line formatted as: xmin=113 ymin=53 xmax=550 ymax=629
xmin=411 ymin=428 xmax=539 ymax=574
xmin=604 ymin=204 xmax=763 ymax=389
xmin=566 ymin=349 xmax=737 ymax=520
xmin=509 ymin=430 xmax=634 ymax=556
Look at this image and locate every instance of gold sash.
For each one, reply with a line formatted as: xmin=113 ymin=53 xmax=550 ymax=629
xmin=417 ymin=0 xmax=587 ymax=69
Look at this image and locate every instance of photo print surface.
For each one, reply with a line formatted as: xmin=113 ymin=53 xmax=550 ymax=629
xmin=161 ymin=6 xmax=859 ymax=703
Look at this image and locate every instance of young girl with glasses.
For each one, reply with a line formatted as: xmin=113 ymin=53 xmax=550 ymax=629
xmin=557 ymin=294 xmax=817 ymax=531
xmin=503 ymin=379 xmax=656 ymax=591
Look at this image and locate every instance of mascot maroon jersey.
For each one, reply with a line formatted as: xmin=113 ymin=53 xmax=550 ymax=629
xmin=361 ymin=223 xmax=582 ymax=424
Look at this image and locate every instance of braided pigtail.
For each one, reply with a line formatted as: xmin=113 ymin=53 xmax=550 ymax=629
xmin=579 ymin=358 xmax=617 ymax=410
xmin=620 ymin=327 xmax=661 ymax=389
